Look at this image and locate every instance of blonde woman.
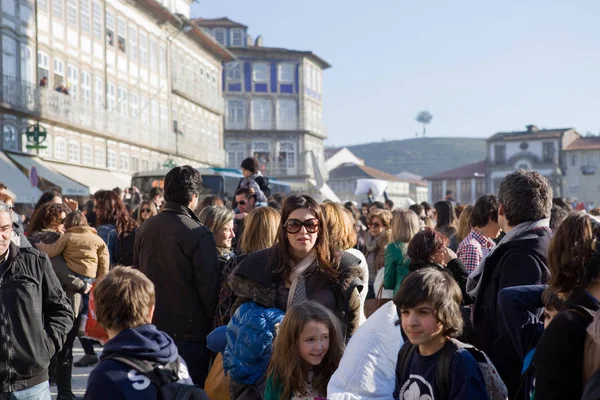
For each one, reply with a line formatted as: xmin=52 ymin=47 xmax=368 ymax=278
xmin=383 ymin=210 xmax=421 ymax=294
xmin=363 ymin=209 xmax=393 ymax=299
xmin=136 ymin=201 xmax=158 ymax=225
xmin=456 ymin=204 xmax=474 ymax=243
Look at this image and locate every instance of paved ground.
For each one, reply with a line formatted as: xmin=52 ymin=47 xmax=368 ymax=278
xmin=50 ymin=341 xmax=96 ymax=399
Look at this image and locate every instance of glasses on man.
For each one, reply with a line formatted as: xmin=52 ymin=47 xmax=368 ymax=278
xmin=284 ymin=218 xmax=319 ymax=234
xmin=237 ymin=200 xmax=248 ymax=206
xmin=368 ymin=222 xmax=383 ymax=229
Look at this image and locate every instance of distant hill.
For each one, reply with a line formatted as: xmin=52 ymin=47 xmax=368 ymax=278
xmin=334 ymin=137 xmax=487 ymax=178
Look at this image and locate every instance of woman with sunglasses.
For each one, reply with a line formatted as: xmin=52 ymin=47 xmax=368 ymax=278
xmin=363 ymin=208 xmax=393 ymax=299
xmin=231 ymin=195 xmax=364 ymax=339
xmin=136 ymin=201 xmax=158 ymax=225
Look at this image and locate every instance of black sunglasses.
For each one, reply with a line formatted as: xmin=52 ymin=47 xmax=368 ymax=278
xmin=238 ymin=200 xmax=248 ymax=206
xmin=284 ymin=218 xmax=319 ymax=234
xmin=141 ymin=208 xmax=152 ymax=213
xmin=368 ymin=222 xmax=384 ymax=229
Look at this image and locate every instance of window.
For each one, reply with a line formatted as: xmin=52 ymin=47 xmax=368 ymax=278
xmin=158 ymin=45 xmax=166 ymax=76
xmin=2 ymin=0 xmax=15 ymax=16
xmin=149 ymin=38 xmax=157 ymax=72
xmin=542 ymin=142 xmax=555 ymax=163
xmin=80 ymin=0 xmax=90 ymax=33
xmin=587 ymin=155 xmax=597 ymax=166
xmin=81 ymin=71 xmax=91 ymax=103
xmin=54 ymin=137 xmax=66 ymax=159
xmin=252 ymin=99 xmax=272 ymax=130
xmin=20 ymin=5 xmax=32 ymax=25
xmin=461 ymin=179 xmax=472 ymax=203
xmin=68 ymin=141 xmax=80 ymax=163
xmin=278 ymin=63 xmax=294 ymax=83
xmin=128 ymin=26 xmax=137 ymax=61
xmin=117 ymin=86 xmax=127 ymax=115
xmin=278 ymin=142 xmax=296 ymax=169
xmin=117 ymin=18 xmax=126 ymax=52
xmin=106 ymin=81 xmax=115 ymax=110
xmin=227 ymin=100 xmax=246 ymax=129
xmin=2 ymin=37 xmax=17 ymax=78
xmin=231 ymin=29 xmax=243 ymax=47
xmin=119 ymin=152 xmax=129 ymax=171
xmin=277 ymin=100 xmax=297 ymax=129
xmin=129 ymin=92 xmax=138 ymax=118
xmin=253 ymin=63 xmax=268 ymax=82
xmin=53 ymin=58 xmax=64 ymax=86
xmin=140 ymin=96 xmax=148 ymax=123
xmin=159 ymin=105 xmax=168 ymax=132
xmin=92 ymin=2 xmax=102 ymax=40
xmin=20 ymin=45 xmax=34 ymax=84
xmin=40 ymin=134 xmax=52 ymax=157
xmin=214 ymin=28 xmax=225 ymax=45
xmin=67 ymin=65 xmax=78 ymax=99
xmin=252 ymin=142 xmax=270 ymax=166
xmin=475 ymin=178 xmax=485 ymax=198
xmin=94 ymin=146 xmax=105 ymax=167
xmin=52 ymin=0 xmax=63 ymax=18
xmin=131 ymin=156 xmax=139 ymax=173
xmin=139 ymin=32 xmax=147 ymax=67
xmin=107 ymin=149 xmax=117 ymax=169
xmin=141 ymin=159 xmax=149 ymax=171
xmin=3 ymin=126 xmax=17 ymax=151
xmin=94 ymin=76 xmax=103 ymax=108
xmin=39 ymin=0 xmax=48 ymax=11
xmin=66 ymin=0 xmax=77 ymax=26
xmin=572 ymin=154 xmax=578 ymax=167
xmin=150 ymin=101 xmax=159 ymax=127
xmin=226 ymin=62 xmax=241 ymax=81
xmin=494 ymin=144 xmax=506 ymax=164
xmin=105 ymin=10 xmax=114 ymax=46
xmin=226 ymin=142 xmax=246 ymax=168
xmin=38 ymin=51 xmax=49 ymax=82
xmin=82 ymin=144 xmax=93 ymax=165
xmin=431 ymin=181 xmax=443 ymax=202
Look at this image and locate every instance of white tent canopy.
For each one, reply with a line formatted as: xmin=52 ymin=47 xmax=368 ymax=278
xmin=0 ymin=152 xmax=42 ymax=204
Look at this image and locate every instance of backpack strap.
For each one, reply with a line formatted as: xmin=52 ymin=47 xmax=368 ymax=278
xmin=103 ymin=354 xmax=180 ymax=387
xmin=397 ymin=342 xmax=417 ymax=384
xmin=435 ymin=339 xmax=461 ymax=400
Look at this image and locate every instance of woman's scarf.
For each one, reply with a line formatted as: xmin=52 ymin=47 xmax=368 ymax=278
xmin=364 ymin=229 xmax=391 ymax=253
xmin=287 ymin=252 xmax=317 ymax=310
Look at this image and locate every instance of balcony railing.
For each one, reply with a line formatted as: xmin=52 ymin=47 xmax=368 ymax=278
xmin=224 ymin=118 xmax=327 ymax=136
xmin=171 ymin=74 xmax=224 ymax=114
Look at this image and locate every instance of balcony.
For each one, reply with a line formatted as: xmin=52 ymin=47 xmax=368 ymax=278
xmin=224 ymin=118 xmax=327 ymax=137
xmin=0 ymin=75 xmax=174 ymax=154
xmin=171 ymin=74 xmax=224 ymax=114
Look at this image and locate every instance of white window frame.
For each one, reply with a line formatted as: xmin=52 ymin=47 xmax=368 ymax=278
xmin=40 ymin=134 xmax=52 ymax=157
xmin=231 ymin=29 xmax=243 ymax=47
xmin=214 ymin=28 xmax=225 ymax=45
xmin=39 ymin=0 xmax=49 ymax=11
xmin=278 ymin=63 xmax=294 ymax=83
xmin=105 ymin=10 xmax=114 ymax=47
xmin=66 ymin=0 xmax=77 ymax=27
xmin=67 ymin=64 xmax=78 ymax=99
xmin=20 ymin=44 xmax=34 ymax=84
xmin=252 ymin=63 xmax=268 ymax=82
xmin=106 ymin=81 xmax=115 ymax=110
xmin=227 ymin=99 xmax=245 ymax=129
xmin=94 ymin=76 xmax=103 ymax=108
xmin=251 ymin=99 xmax=272 ymax=130
xmin=226 ymin=62 xmax=241 ymax=81
xmin=107 ymin=149 xmax=117 ymax=169
xmin=139 ymin=32 xmax=147 ymax=67
xmin=117 ymin=86 xmax=127 ymax=115
xmin=54 ymin=137 xmax=66 ymax=160
xmin=158 ymin=45 xmax=167 ymax=76
xmin=2 ymin=125 xmax=18 ymax=151
xmin=68 ymin=140 xmax=80 ymax=163
xmin=226 ymin=141 xmax=246 ymax=168
xmin=117 ymin=17 xmax=126 ymax=53
xmin=149 ymin=37 xmax=158 ymax=72
xmin=140 ymin=95 xmax=149 ymax=123
xmin=80 ymin=0 xmax=90 ymax=33
xmin=92 ymin=1 xmax=102 ymax=40
xmin=130 ymin=92 xmax=138 ymax=118
xmin=131 ymin=156 xmax=139 ymax=173
xmin=94 ymin=146 xmax=105 ymax=167
xmin=2 ymin=37 xmax=17 ymax=78
xmin=82 ymin=143 xmax=93 ymax=165
xmin=1 ymin=0 xmax=16 ymax=16
xmin=277 ymin=99 xmax=297 ymax=130
xmin=151 ymin=101 xmax=159 ymax=128
xmin=128 ymin=25 xmax=137 ymax=61
xmin=81 ymin=71 xmax=91 ymax=103
xmin=119 ymin=152 xmax=129 ymax=171
xmin=52 ymin=0 xmax=63 ymax=19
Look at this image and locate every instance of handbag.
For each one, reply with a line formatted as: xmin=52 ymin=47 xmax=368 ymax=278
xmin=84 ymin=282 xmax=109 ymax=343
xmin=364 ymin=268 xmax=394 ymax=318
xmin=204 ymin=353 xmax=230 ymax=400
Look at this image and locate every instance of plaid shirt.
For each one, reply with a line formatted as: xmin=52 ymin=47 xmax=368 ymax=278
xmin=457 ymin=228 xmax=496 ymax=274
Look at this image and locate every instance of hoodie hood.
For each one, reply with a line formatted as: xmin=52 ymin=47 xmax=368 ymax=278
xmin=100 ymin=324 xmax=179 ymax=365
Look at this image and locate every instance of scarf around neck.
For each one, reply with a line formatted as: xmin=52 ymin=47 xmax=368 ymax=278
xmin=287 ymin=252 xmax=317 ymax=310
xmin=365 ymin=231 xmax=390 ymax=253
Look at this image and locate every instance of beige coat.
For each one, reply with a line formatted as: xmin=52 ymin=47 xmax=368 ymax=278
xmin=36 ymin=226 xmax=109 ymax=279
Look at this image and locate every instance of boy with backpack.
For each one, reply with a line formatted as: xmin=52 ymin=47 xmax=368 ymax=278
xmin=394 ymin=268 xmax=507 ymax=400
xmin=84 ymin=267 xmax=209 ymax=399
xmin=238 ymin=157 xmax=270 ymax=204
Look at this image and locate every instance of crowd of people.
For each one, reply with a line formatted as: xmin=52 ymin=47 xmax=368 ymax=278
xmin=0 ymin=159 xmax=599 ymax=400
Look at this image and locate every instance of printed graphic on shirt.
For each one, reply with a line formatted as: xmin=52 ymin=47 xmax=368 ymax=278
xmin=127 ymin=369 xmax=151 ymax=390
xmin=178 ymin=362 xmax=190 ymax=381
xmin=399 ymin=374 xmax=435 ymax=400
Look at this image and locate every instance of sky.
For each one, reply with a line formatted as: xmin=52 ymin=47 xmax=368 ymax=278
xmin=191 ymin=0 xmax=600 ymax=147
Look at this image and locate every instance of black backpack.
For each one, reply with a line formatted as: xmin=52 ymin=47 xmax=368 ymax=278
xmin=254 ymin=175 xmax=271 ymax=198
xmin=104 ymin=354 xmax=209 ymax=400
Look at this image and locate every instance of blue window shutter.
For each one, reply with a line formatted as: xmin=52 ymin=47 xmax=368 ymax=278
xmin=244 ymin=62 xmax=252 ymax=91
xmin=271 ymin=62 xmax=277 ymax=92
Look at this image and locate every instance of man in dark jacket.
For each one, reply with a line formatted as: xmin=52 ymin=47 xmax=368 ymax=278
xmin=0 ymin=202 xmax=74 ymax=396
xmin=466 ymin=170 xmax=552 ymax=397
xmin=133 ymin=166 xmax=220 ymax=388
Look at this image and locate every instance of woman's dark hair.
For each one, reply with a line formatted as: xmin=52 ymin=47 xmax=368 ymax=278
xmin=164 ymin=165 xmax=202 ymax=206
xmin=27 ymin=203 xmax=69 ymax=235
xmin=394 ymin=268 xmax=463 ymax=337
xmin=94 ymin=190 xmax=137 ymax=238
xmin=470 ymin=195 xmax=499 ymax=228
xmin=434 ymin=201 xmax=457 ymax=230
xmin=34 ymin=190 xmax=62 ymax=212
xmin=272 ymin=195 xmax=338 ymax=282
xmin=421 ymin=201 xmax=432 ymax=213
xmin=548 ymin=212 xmax=600 ymax=295
xmin=409 ymin=204 xmax=424 ymax=217
xmin=407 ymin=227 xmax=449 ymax=265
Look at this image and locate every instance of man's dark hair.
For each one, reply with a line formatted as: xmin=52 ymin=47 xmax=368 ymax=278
xmin=552 ymin=197 xmax=572 ymax=212
xmin=385 ymin=199 xmax=394 ymax=210
xmin=0 ymin=182 xmax=6 ymax=190
xmin=267 ymin=200 xmax=281 ymax=211
xmin=394 ymin=268 xmax=463 ymax=337
xmin=498 ymin=170 xmax=552 ymax=226
xmin=371 ymin=201 xmax=385 ymax=210
xmin=470 ymin=195 xmax=499 ymax=228
xmin=409 ymin=204 xmax=424 ymax=217
xmin=541 ymin=286 xmax=566 ymax=312
xmin=235 ymin=187 xmax=253 ymax=198
xmin=163 ymin=166 xmax=202 ymax=206
xmin=240 ymin=157 xmax=259 ymax=174
xmin=149 ymin=187 xmax=164 ymax=199
xmin=550 ymin=205 xmax=570 ymax=231
xmin=420 ymin=201 xmax=432 ymax=213
xmin=112 ymin=187 xmax=123 ymax=197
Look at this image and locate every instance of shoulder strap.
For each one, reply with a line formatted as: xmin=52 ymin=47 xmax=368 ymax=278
xmin=397 ymin=342 xmax=417 ymax=384
xmin=103 ymin=354 xmax=180 ymax=387
xmin=435 ymin=339 xmax=460 ymax=400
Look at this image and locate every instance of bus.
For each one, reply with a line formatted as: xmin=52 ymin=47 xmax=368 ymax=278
xmin=131 ymin=167 xmax=292 ymax=202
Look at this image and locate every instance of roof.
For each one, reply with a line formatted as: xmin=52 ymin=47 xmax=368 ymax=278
xmin=329 ymin=164 xmax=426 ymax=186
xmin=564 ymin=137 xmax=600 ymax=151
xmin=232 ymin=46 xmax=331 ymax=69
xmin=425 ymin=160 xmax=486 ymax=181
xmin=396 ymin=170 xmax=424 ymax=181
xmin=488 ymin=126 xmax=573 ymax=142
xmin=137 ymin=1 xmax=235 ymax=62
xmin=192 ymin=17 xmax=248 ymax=29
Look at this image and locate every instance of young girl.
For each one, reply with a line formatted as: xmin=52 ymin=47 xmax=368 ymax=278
xmin=265 ymin=301 xmax=344 ymax=400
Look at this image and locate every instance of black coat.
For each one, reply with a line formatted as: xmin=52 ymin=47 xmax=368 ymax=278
xmin=472 ymin=226 xmax=551 ymax=397
xmin=0 ymin=243 xmax=74 ymax=392
xmin=133 ymin=202 xmax=220 ymax=342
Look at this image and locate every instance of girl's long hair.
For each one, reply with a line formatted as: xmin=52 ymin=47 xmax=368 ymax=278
xmin=93 ymin=190 xmax=137 ymax=238
xmin=267 ymin=301 xmax=344 ymax=398
xmin=272 ymin=195 xmax=339 ymax=281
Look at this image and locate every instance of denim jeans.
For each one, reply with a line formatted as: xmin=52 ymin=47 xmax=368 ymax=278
xmin=174 ymin=341 xmax=210 ymax=389
xmin=0 ymin=382 xmax=51 ymax=400
xmin=74 ymin=274 xmax=96 ymax=356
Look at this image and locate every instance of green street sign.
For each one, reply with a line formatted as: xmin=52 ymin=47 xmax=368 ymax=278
xmin=25 ymin=123 xmax=48 ymax=150
xmin=163 ymin=159 xmax=177 ymax=169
